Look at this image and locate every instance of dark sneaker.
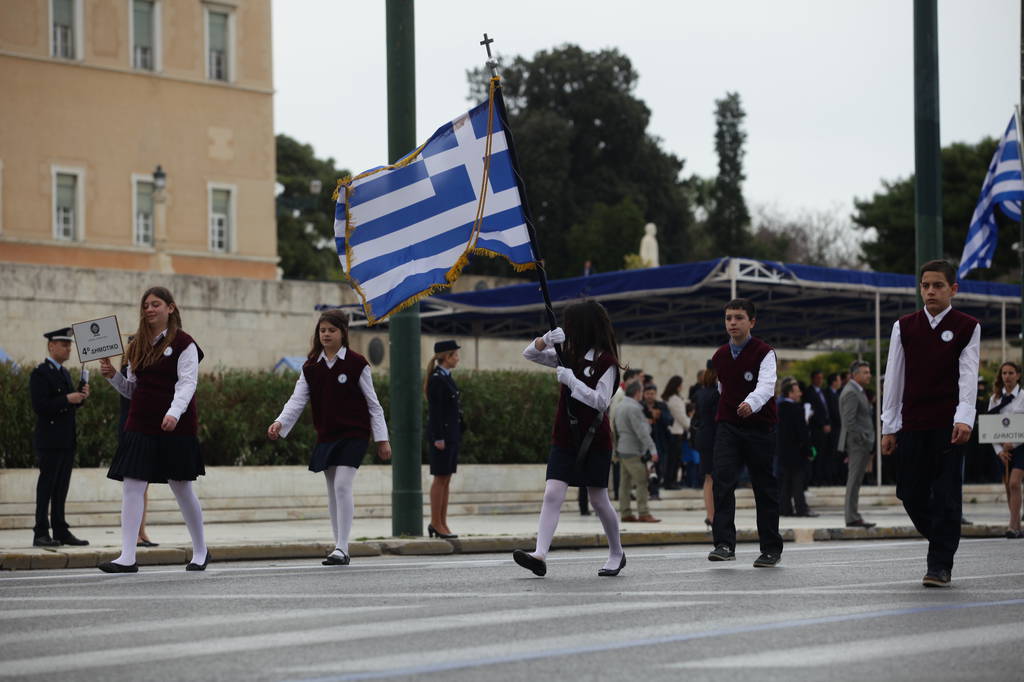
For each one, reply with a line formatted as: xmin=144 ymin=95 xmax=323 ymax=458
xmin=922 ymin=569 xmax=951 ymax=587
xmin=753 ymin=552 xmax=781 ymax=568
xmin=708 ymin=545 xmax=735 ymax=561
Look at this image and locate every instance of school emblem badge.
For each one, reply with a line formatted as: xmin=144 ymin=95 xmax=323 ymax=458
xmin=583 ymin=365 xmax=594 ymax=377
xmin=743 ymin=371 xmax=754 ymax=381
xmin=940 ymin=330 xmax=954 ymax=342
xmin=337 ymin=374 xmax=348 ymax=384
xmin=1003 ymin=417 xmax=1012 ymax=427
xmin=163 ymin=347 xmax=173 ymax=357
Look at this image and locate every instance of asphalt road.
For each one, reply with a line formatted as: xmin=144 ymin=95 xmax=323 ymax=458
xmin=1 ymin=538 xmax=1022 ymax=682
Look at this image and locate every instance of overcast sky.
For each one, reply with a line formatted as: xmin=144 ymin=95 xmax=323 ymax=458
xmin=273 ymin=0 xmax=1019 ymax=218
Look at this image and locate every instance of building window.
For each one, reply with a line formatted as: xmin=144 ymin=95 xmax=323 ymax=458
xmin=209 ymin=188 xmax=231 ymax=252
xmin=207 ymin=9 xmax=230 ymax=82
xmin=54 ymin=172 xmax=79 ymax=241
xmin=52 ymin=0 xmax=76 ymax=60
xmin=132 ymin=0 xmax=156 ymax=71
xmin=134 ymin=180 xmax=155 ymax=246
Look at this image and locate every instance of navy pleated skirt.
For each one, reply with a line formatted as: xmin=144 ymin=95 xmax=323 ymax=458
xmin=309 ymin=438 xmax=368 ymax=473
xmin=546 ymin=445 xmax=611 ymax=488
xmin=107 ymin=430 xmax=205 ymax=484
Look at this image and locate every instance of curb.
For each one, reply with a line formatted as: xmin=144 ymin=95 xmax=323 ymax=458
xmin=0 ymin=524 xmax=1010 ymax=571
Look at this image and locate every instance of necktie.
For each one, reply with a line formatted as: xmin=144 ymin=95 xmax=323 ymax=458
xmin=987 ymin=394 xmax=1015 ymax=415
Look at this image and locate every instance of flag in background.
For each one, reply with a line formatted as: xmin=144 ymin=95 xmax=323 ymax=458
xmin=957 ymin=114 xmax=1024 ymax=279
xmin=334 ymin=84 xmax=536 ymax=324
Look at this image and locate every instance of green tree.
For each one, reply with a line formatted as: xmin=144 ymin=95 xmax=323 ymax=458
xmin=566 ymin=198 xmax=645 ymax=275
xmin=854 ymin=138 xmax=1014 ymax=279
xmin=467 ymin=45 xmax=694 ymax=278
xmin=276 ymin=134 xmax=349 ymax=280
xmin=706 ymin=92 xmax=752 ymax=256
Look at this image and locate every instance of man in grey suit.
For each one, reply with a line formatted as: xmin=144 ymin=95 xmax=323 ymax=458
xmin=614 ymin=382 xmax=660 ymax=523
xmin=838 ymin=361 xmax=877 ymax=528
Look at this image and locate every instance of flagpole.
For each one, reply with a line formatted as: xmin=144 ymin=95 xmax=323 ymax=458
xmin=1016 ymin=106 xmax=1024 ymax=367
xmin=480 ymin=34 xmax=560 ymax=335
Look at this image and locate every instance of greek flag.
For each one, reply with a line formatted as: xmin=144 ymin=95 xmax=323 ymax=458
xmin=334 ymin=90 xmax=536 ymax=324
xmin=957 ymin=114 xmax=1024 ymax=279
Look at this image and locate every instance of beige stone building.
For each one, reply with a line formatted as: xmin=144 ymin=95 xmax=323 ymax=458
xmin=0 ymin=0 xmax=277 ymax=279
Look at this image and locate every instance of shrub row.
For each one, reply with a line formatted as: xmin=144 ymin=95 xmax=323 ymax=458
xmin=0 ymin=362 xmax=560 ymax=468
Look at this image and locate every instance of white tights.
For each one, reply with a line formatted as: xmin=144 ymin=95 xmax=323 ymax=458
xmin=531 ymin=479 xmax=623 ymax=570
xmin=113 ymin=477 xmax=207 ymax=566
xmin=324 ymin=466 xmax=357 ymax=556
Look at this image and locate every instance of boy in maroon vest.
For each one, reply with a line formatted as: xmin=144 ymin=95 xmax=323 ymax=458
xmin=708 ymin=298 xmax=784 ymax=567
xmin=881 ymin=259 xmax=980 ymax=588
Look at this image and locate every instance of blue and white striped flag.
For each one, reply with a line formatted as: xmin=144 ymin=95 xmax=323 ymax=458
xmin=957 ymin=114 xmax=1024 ymax=279
xmin=334 ymin=89 xmax=536 ymax=324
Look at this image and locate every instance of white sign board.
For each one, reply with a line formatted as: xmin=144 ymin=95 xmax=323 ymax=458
xmin=72 ymin=315 xmax=124 ymax=362
xmin=977 ymin=413 xmax=1024 ymax=444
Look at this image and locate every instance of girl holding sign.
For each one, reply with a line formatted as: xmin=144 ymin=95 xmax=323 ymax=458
xmin=267 ymin=310 xmax=391 ymax=566
xmin=97 ymin=287 xmax=208 ymax=573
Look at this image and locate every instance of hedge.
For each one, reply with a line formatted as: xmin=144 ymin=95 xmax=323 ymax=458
xmin=0 ymin=362 xmax=560 ymax=468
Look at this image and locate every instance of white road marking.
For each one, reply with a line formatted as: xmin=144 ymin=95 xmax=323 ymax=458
xmin=665 ymin=622 xmax=1020 ymax=669
xmin=0 ymin=600 xmax=702 ymax=677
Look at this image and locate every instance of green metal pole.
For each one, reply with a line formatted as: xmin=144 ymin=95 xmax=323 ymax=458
xmin=386 ymin=0 xmax=423 ymax=537
xmin=913 ymin=0 xmax=943 ymax=295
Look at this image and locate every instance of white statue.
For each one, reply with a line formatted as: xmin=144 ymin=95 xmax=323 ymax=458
xmin=639 ymin=222 xmax=659 ymax=267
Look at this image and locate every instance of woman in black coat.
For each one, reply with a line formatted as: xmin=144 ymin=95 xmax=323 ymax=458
xmin=425 ymin=340 xmax=463 ymax=539
xmin=692 ymin=366 xmax=720 ymax=528
xmin=777 ymin=378 xmax=816 ymax=517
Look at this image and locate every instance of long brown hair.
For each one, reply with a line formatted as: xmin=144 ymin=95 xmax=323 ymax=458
xmin=662 ymin=375 xmax=683 ymax=402
xmin=700 ymin=366 xmax=718 ymax=388
xmin=423 ymin=350 xmax=457 ymax=396
xmin=560 ymin=300 xmax=621 ymax=371
xmin=126 ymin=287 xmax=182 ymax=372
xmin=994 ymin=362 xmax=1022 ymax=398
xmin=306 ymin=310 xmax=350 ymax=363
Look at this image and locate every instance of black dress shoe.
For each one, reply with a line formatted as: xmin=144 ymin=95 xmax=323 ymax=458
xmin=98 ymin=561 xmax=138 ymax=573
xmin=795 ymin=510 xmax=820 ymax=518
xmin=922 ymin=569 xmax=951 ymax=587
xmin=598 ymin=553 xmax=626 ymax=577
xmin=427 ymin=524 xmax=458 ymax=539
xmin=512 ymin=549 xmax=547 ymax=576
xmin=753 ymin=552 xmax=782 ymax=568
xmin=186 ymin=551 xmax=211 ymax=571
xmin=55 ymin=533 xmax=89 ymax=546
xmin=33 ymin=535 xmax=60 ymax=547
xmin=846 ymin=519 xmax=876 ymax=529
xmin=322 ymin=550 xmax=351 ymax=565
xmin=136 ymin=540 xmax=159 ymax=547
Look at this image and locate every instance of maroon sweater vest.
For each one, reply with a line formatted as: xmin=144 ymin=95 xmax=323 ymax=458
xmin=302 ymin=349 xmax=372 ymax=443
xmin=898 ymin=309 xmax=979 ymax=431
xmin=712 ymin=336 xmax=778 ymax=429
xmin=125 ymin=330 xmax=204 ymax=436
xmin=552 ymin=351 xmax=619 ymax=453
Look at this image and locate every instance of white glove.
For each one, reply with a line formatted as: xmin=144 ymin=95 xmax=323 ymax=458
xmin=542 ymin=327 xmax=565 ymax=347
xmin=556 ymin=366 xmax=577 ymax=387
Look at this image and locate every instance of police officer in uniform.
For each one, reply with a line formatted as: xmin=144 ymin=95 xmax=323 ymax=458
xmin=30 ymin=327 xmax=90 ymax=547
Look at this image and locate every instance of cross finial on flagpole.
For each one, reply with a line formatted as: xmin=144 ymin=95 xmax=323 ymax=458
xmin=480 ymin=33 xmax=498 ymax=78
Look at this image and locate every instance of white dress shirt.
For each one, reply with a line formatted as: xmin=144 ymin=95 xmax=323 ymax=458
xmin=989 ymin=385 xmax=1024 ymax=454
xmin=107 ymin=329 xmax=199 ymax=421
xmin=880 ymin=306 xmax=981 ymax=435
xmin=274 ymin=348 xmax=389 ymax=442
xmin=715 ymin=343 xmax=778 ymax=414
xmin=522 ymin=343 xmax=616 ymax=412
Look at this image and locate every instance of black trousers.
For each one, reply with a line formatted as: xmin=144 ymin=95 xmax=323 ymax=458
xmin=662 ymin=434 xmax=684 ymax=486
xmin=34 ymin=447 xmax=74 ymax=537
xmin=779 ymin=459 xmax=809 ymax=515
xmin=895 ymin=429 xmax=963 ymax=572
xmin=712 ymin=422 xmax=783 ymax=554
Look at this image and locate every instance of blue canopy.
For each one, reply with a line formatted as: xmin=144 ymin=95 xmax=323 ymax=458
xmin=322 ymin=258 xmax=1022 ymax=347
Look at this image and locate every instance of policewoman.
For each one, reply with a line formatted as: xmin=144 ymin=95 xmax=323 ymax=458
xmin=29 ymin=327 xmax=90 ymax=547
xmin=425 ymin=339 xmax=463 ymax=539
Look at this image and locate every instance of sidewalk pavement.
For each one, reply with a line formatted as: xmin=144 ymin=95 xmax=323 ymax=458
xmin=3 ymin=500 xmax=1017 ymax=570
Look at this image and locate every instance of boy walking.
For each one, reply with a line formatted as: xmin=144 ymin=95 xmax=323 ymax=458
xmin=709 ymin=299 xmax=784 ymax=567
xmin=881 ymin=260 xmax=980 ymax=587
